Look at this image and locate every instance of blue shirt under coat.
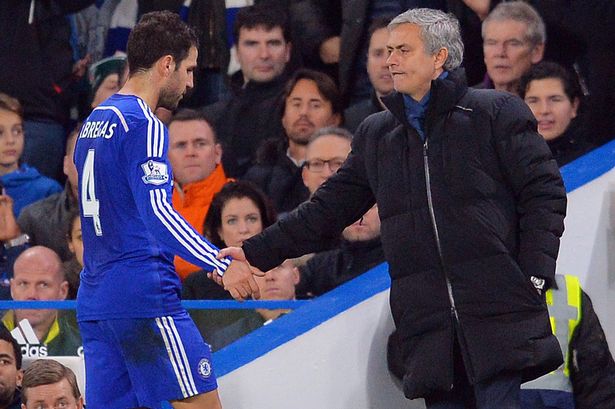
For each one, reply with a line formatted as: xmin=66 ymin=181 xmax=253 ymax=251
xmin=403 ymin=71 xmax=449 ymax=141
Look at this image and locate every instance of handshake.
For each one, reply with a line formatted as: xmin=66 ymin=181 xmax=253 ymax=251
xmin=208 ymin=247 xmax=264 ymax=300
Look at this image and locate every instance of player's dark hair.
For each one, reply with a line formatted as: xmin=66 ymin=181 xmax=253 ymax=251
xmin=0 ymin=323 xmax=22 ymax=370
xmin=22 ymin=359 xmax=81 ymax=403
xmin=204 ymin=181 xmax=277 ymax=248
xmin=282 ymin=69 xmax=343 ymax=117
xmin=169 ymin=108 xmax=219 ymax=143
xmin=127 ymin=11 xmax=198 ymax=76
xmin=233 ymin=4 xmax=291 ymax=44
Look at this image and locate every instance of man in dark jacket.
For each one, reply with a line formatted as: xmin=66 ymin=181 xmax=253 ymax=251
xmin=244 ymin=69 xmax=342 ymax=214
xmin=220 ymin=8 xmax=566 ymax=408
xmin=202 ymin=5 xmax=293 ymax=178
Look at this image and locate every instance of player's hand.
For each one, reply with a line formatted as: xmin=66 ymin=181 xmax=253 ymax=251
xmin=216 ymin=247 xmax=264 ymax=301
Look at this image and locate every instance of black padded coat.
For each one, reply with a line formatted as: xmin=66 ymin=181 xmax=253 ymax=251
xmin=243 ymin=69 xmax=567 ymax=398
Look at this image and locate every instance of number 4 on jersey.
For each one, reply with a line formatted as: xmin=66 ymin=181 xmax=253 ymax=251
xmin=81 ymin=149 xmax=103 ymax=236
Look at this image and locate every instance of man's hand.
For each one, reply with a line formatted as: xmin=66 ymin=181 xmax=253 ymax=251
xmin=0 ymin=194 xmax=21 ymax=242
xmin=215 ymin=247 xmax=265 ymax=301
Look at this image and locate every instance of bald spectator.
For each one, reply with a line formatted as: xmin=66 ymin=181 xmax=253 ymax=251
xmin=245 ymin=69 xmax=342 ymax=214
xmin=168 ymin=109 xmax=232 ymax=280
xmin=21 ymin=359 xmax=83 ymax=409
xmin=0 ymin=324 xmax=21 ymax=409
xmin=480 ymin=1 xmax=545 ymax=95
xmin=3 ymin=247 xmax=81 ymax=357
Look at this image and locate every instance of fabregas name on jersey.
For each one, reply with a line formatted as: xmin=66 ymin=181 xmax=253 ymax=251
xmin=79 ymin=120 xmax=117 ymax=139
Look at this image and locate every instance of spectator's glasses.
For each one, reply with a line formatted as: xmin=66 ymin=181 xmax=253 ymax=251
xmin=304 ymin=158 xmax=345 ymax=173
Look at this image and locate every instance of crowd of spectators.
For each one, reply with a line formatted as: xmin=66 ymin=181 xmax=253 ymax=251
xmin=0 ymin=0 xmax=614 ymax=405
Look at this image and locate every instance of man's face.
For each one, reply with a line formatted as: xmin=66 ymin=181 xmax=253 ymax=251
xmin=282 ymin=79 xmax=340 ymax=145
xmin=168 ymin=119 xmax=221 ymax=186
xmin=254 ymin=260 xmax=299 ymax=301
xmin=386 ymin=24 xmax=441 ymax=101
xmin=22 ymin=378 xmax=83 ymax=409
xmin=0 ymin=109 xmax=24 ymax=174
xmin=483 ymin=20 xmax=544 ymax=93
xmin=342 ymin=205 xmax=381 ymax=242
xmin=524 ymin=77 xmax=578 ymax=141
xmin=367 ymin=28 xmax=394 ymax=97
xmin=218 ymin=197 xmax=264 ymax=248
xmin=302 ymin=135 xmax=351 ymax=195
xmin=158 ymin=46 xmax=198 ymax=110
xmin=11 ymin=259 xmax=68 ymax=333
xmin=236 ymin=26 xmax=290 ymax=83
xmin=0 ymin=340 xmax=21 ymax=407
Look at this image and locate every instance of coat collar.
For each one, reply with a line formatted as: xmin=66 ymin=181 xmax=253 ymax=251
xmin=381 ymin=68 xmax=468 ymax=127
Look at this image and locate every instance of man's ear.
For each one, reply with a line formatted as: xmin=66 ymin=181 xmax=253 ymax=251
xmin=16 ymin=368 xmax=23 ymax=387
xmin=157 ymin=55 xmax=175 ymax=77
xmin=60 ymin=280 xmax=69 ymax=300
xmin=434 ymin=47 xmax=448 ymax=71
xmin=215 ymin=143 xmax=223 ymax=165
xmin=292 ymin=266 xmax=300 ymax=285
xmin=531 ymin=43 xmax=545 ymax=64
xmin=285 ymin=41 xmax=292 ymax=63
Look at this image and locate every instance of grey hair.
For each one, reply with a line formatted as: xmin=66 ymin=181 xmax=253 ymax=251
xmin=309 ymin=126 xmax=353 ymax=144
xmin=389 ymin=8 xmax=464 ymax=71
xmin=482 ymin=1 xmax=546 ymax=46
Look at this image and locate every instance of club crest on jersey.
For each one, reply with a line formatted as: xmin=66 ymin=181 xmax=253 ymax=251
xmin=197 ymin=358 xmax=212 ymax=379
xmin=141 ymin=160 xmax=169 ymax=185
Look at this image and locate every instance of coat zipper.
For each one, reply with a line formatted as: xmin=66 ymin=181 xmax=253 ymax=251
xmin=423 ymin=138 xmax=473 ymax=387
xmin=422 ymin=139 xmax=458 ymax=318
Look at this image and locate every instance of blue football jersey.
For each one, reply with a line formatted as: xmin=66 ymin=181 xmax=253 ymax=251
xmin=74 ymin=94 xmax=230 ymax=321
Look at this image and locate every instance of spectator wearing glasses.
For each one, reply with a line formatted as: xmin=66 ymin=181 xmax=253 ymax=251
xmin=301 ymin=127 xmax=352 ymax=196
xmin=298 ymin=126 xmax=384 ymax=297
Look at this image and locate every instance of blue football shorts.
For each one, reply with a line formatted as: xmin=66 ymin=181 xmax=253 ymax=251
xmin=79 ymin=311 xmax=218 ymax=408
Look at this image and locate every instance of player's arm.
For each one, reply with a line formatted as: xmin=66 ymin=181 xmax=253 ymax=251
xmin=124 ymin=118 xmax=231 ymax=275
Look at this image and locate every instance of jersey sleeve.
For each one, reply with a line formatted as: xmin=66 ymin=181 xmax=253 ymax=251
xmin=122 ymin=110 xmax=230 ymax=274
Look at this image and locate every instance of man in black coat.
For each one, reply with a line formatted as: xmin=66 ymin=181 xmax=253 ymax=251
xmin=202 ymin=5 xmax=293 ymax=178
xmin=219 ymin=8 xmax=566 ymax=408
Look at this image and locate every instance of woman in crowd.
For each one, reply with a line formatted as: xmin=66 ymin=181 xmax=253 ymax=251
xmin=519 ymin=61 xmax=593 ymax=166
xmin=0 ymin=93 xmax=62 ymax=217
xmin=181 ymin=181 xmax=277 ymax=344
xmin=182 ymin=180 xmax=276 ymax=299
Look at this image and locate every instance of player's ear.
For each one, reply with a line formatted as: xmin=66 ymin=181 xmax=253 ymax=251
xmin=157 ymin=55 xmax=175 ymax=77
